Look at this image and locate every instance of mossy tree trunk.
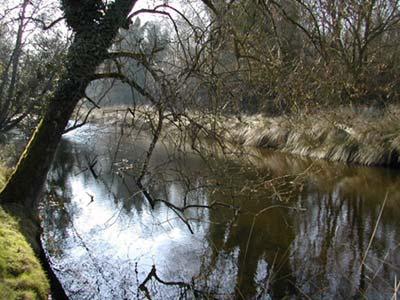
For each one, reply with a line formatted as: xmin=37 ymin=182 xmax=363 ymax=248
xmin=0 ymin=0 xmax=137 ymax=208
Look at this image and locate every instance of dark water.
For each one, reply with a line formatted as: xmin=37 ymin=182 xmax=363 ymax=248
xmin=42 ymin=124 xmax=400 ymax=299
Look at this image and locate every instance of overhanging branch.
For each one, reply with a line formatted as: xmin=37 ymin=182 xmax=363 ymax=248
xmin=26 ymin=16 xmax=65 ymax=30
xmin=91 ymin=72 xmax=157 ymax=104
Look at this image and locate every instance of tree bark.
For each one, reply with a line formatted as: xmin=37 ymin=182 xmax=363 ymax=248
xmin=0 ymin=0 xmax=137 ymax=208
xmin=0 ymin=0 xmax=29 ymax=130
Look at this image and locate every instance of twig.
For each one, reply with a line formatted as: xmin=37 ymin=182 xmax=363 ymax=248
xmin=138 ymin=265 xmax=215 ymax=299
xmin=391 ymin=274 xmax=400 ymax=300
xmin=359 ymin=191 xmax=388 ymax=273
xmin=26 ymin=16 xmax=65 ymax=30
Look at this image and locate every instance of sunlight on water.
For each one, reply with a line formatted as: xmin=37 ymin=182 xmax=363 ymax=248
xmin=42 ymin=124 xmax=400 ymax=299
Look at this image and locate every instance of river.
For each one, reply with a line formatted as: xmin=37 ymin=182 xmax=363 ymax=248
xmin=41 ymin=123 xmax=400 ymax=299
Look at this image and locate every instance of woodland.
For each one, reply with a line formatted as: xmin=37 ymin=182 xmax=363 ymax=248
xmin=1 ymin=0 xmax=400 ymax=299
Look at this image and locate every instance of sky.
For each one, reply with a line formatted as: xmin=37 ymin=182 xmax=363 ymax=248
xmin=0 ymin=0 xmax=207 ymax=29
xmin=131 ymin=0 xmax=208 ymax=28
xmin=0 ymin=0 xmax=209 ymax=49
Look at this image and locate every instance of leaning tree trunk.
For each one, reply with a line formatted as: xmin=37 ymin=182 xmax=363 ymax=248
xmin=0 ymin=0 xmax=137 ymax=208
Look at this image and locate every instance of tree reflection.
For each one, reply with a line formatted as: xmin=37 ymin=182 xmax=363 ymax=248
xmin=42 ymin=126 xmax=400 ymax=299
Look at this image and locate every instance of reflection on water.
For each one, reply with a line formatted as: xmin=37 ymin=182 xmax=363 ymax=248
xmin=42 ymin=124 xmax=400 ymax=299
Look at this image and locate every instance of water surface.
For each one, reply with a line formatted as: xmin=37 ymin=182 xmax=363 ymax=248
xmin=42 ymin=124 xmax=400 ymax=299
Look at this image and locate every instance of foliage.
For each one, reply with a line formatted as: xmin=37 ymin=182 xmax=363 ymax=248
xmin=0 ymin=0 xmax=67 ymax=134
xmin=61 ymin=0 xmax=105 ymax=34
xmin=87 ymin=17 xmax=171 ymax=106
xmin=199 ymin=0 xmax=400 ymax=114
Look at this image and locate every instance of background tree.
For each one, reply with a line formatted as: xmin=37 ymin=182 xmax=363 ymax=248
xmin=198 ymin=0 xmax=400 ymax=114
xmin=88 ymin=17 xmax=171 ymax=106
xmin=0 ymin=0 xmax=67 ymax=134
xmin=0 ymin=0 xmax=137 ymax=208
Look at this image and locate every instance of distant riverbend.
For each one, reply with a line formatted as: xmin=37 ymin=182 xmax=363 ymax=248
xmin=81 ymin=105 xmax=400 ymax=168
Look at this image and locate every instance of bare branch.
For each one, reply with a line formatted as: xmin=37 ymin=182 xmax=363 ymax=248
xmin=25 ymin=16 xmax=65 ymax=30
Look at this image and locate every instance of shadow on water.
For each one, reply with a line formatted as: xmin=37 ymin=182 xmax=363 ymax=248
xmin=41 ymin=124 xmax=400 ymax=299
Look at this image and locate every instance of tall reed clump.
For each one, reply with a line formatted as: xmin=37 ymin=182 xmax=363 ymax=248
xmin=213 ymin=107 xmax=400 ymax=168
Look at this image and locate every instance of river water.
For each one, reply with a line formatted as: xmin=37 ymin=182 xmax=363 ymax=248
xmin=41 ymin=123 xmax=400 ymax=299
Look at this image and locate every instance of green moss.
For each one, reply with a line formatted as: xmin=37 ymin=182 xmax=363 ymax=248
xmin=0 ymin=167 xmax=50 ymax=300
xmin=0 ymin=165 xmax=10 ymax=188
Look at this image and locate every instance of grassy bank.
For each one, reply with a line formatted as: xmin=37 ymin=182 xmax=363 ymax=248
xmin=216 ymin=106 xmax=400 ymax=167
xmin=0 ymin=166 xmax=50 ymax=300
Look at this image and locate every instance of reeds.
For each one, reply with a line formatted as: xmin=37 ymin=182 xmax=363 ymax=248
xmin=213 ymin=106 xmax=400 ymax=168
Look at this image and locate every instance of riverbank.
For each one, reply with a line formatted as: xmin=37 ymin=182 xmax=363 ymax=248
xmin=215 ymin=106 xmax=400 ymax=168
xmin=81 ymin=104 xmax=400 ymax=168
xmin=0 ymin=166 xmax=50 ymax=300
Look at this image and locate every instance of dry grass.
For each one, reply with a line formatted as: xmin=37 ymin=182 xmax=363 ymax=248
xmin=210 ymin=106 xmax=400 ymax=167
